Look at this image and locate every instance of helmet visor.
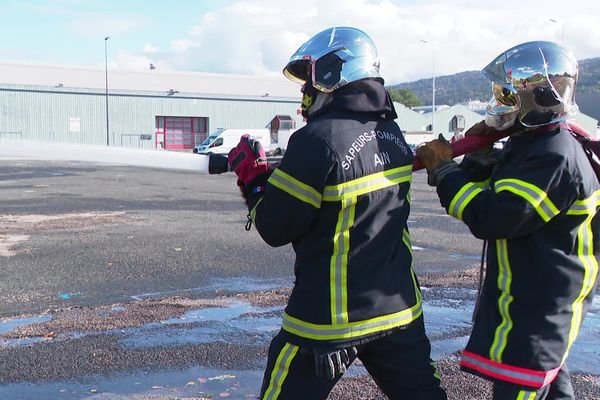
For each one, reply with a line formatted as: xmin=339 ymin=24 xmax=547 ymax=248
xmin=283 ymin=27 xmax=380 ymax=93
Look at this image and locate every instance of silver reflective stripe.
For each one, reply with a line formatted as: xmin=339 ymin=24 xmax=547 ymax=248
xmin=569 ymin=202 xmax=592 ymax=214
xmin=567 ymin=190 xmax=600 ymax=215
xmin=331 ymin=196 xmax=355 ymax=324
xmin=323 ymin=166 xmax=411 ymax=201
xmin=282 ymin=302 xmax=422 ymax=340
xmin=517 ymin=390 xmax=537 ymax=400
xmin=449 ymin=183 xmax=483 ymax=220
xmin=563 ymin=209 xmax=599 ymax=363
xmin=462 ymin=353 xmax=546 ymax=387
xmin=490 ymin=239 xmax=514 ymax=362
xmin=494 ymin=180 xmax=558 ymax=221
xmin=262 ymin=343 xmax=298 ymax=400
xmin=268 ymin=169 xmax=322 ymax=208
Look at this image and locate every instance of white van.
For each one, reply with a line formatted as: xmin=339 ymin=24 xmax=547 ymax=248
xmin=193 ymin=128 xmax=271 ymax=155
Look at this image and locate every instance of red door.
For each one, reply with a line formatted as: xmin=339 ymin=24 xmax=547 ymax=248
xmin=155 ymin=116 xmax=207 ymax=150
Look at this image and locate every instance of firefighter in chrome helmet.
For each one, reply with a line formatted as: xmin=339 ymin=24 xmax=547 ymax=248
xmin=482 ymin=41 xmax=579 ymax=131
xmin=417 ymin=41 xmax=599 ymax=400
xmin=284 ymin=26 xmax=383 ymax=120
xmin=227 ymin=26 xmax=446 ymax=399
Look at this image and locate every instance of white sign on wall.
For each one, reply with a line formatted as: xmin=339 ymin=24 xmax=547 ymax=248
xmin=69 ymin=117 xmax=81 ymax=133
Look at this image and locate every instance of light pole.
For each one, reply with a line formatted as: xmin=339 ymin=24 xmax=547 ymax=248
xmin=549 ymin=19 xmax=565 ymax=47
xmin=420 ymin=39 xmax=436 ymax=133
xmin=104 ymin=36 xmax=110 ymax=146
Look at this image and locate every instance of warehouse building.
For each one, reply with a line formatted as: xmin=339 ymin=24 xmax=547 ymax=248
xmin=1 ymin=61 xmax=596 ymax=153
xmin=0 ymin=61 xmax=304 ymax=150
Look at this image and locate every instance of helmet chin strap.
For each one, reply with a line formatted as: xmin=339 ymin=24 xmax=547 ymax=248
xmin=301 ymin=84 xmax=332 ymax=119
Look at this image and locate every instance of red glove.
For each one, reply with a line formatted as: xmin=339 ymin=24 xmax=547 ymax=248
xmin=228 ymin=134 xmax=269 ymax=188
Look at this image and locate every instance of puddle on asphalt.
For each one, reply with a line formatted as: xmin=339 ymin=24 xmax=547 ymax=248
xmin=422 ymin=287 xmax=475 ymax=360
xmin=448 ymin=253 xmax=480 ymax=260
xmin=130 ymin=276 xmax=293 ymax=301
xmin=1 ymin=286 xmax=598 ymax=394
xmin=119 ymin=301 xmax=281 ymax=349
xmin=163 ymin=302 xmax=255 ymax=324
xmin=0 ymin=315 xmax=52 ymax=335
xmin=0 ymin=314 xmax=53 ymax=346
xmin=423 ymin=288 xmax=600 ymax=375
xmin=122 ymin=288 xmax=599 ymax=375
xmin=0 ymin=367 xmax=264 ymax=400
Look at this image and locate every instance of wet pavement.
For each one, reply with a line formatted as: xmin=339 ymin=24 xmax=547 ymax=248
xmin=0 ymin=282 xmax=598 ymax=399
xmin=0 ymin=160 xmax=598 ymax=399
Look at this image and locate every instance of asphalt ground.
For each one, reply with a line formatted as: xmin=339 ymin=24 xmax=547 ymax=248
xmin=0 ymin=159 xmax=598 ymax=399
xmin=0 ymin=159 xmax=476 ymax=317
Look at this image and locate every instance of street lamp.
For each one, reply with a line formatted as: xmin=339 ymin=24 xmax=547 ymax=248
xmin=420 ymin=39 xmax=436 ymax=133
xmin=549 ymin=19 xmax=565 ymax=47
xmin=104 ymin=36 xmax=110 ymax=146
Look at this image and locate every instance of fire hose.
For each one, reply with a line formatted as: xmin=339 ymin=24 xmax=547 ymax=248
xmin=208 ymin=122 xmax=593 ymax=175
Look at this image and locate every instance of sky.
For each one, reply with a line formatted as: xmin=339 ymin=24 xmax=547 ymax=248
xmin=1 ymin=0 xmax=599 ymax=85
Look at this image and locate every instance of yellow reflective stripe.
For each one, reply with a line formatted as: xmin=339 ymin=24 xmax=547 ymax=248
xmin=323 ymin=165 xmax=412 ymax=201
xmin=489 ymin=239 xmax=514 ymax=362
xmin=448 ymin=182 xmax=484 ymax=220
xmin=473 ymin=178 xmax=491 ymax=189
xmin=567 ymin=189 xmax=600 ymax=215
xmin=330 ymin=196 xmax=356 ymax=325
xmin=402 ymin=227 xmax=422 ymax=305
xmin=494 ymin=179 xmax=559 ymax=222
xmin=282 ymin=300 xmax=423 ymax=341
xmin=261 ymin=342 xmax=299 ymax=400
xmin=249 ymin=198 xmax=263 ymax=223
xmin=402 ymin=229 xmax=412 ymax=255
xmin=431 ymin=361 xmax=441 ymax=381
xmin=562 ymin=208 xmax=599 ymax=364
xmin=516 ymin=390 xmax=537 ymax=400
xmin=268 ymin=168 xmax=322 ymax=208
xmin=409 ymin=258 xmax=422 ymax=305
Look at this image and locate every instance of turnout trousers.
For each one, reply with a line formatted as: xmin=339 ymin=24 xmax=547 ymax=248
xmin=259 ymin=317 xmax=447 ymax=400
xmin=492 ymin=365 xmax=574 ymax=400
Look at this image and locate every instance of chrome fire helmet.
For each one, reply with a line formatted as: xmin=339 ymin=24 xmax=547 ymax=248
xmin=482 ymin=41 xmax=579 ymax=130
xmin=283 ymin=26 xmax=382 ymax=93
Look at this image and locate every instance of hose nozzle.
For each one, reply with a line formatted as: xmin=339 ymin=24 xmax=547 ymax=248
xmin=208 ymin=153 xmax=231 ymax=174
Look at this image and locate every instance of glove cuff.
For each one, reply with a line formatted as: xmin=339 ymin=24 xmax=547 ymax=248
xmin=464 ymin=148 xmax=503 ymax=167
xmin=428 ymin=160 xmax=460 ymax=186
xmin=241 ymin=173 xmax=270 ymax=210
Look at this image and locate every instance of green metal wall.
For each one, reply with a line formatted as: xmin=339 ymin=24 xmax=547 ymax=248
xmin=0 ymin=84 xmax=302 ymax=149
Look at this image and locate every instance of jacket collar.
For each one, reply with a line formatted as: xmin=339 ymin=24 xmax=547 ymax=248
xmin=310 ymin=79 xmax=398 ymax=121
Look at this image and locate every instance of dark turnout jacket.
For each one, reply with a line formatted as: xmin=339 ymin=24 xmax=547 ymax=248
xmin=251 ymin=80 xmax=422 ymax=348
xmin=437 ymin=125 xmax=600 ymax=388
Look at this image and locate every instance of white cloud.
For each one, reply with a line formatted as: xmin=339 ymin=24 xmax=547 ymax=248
xmin=143 ymin=43 xmax=158 ymax=54
xmin=170 ymin=39 xmax=198 ymax=53
xmin=112 ymin=0 xmax=600 ymax=84
xmin=113 ymin=50 xmax=155 ymax=71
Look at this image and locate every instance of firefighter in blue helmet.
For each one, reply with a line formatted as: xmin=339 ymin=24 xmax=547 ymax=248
xmin=416 ymin=41 xmax=599 ymax=399
xmin=227 ymin=27 xmax=447 ymax=399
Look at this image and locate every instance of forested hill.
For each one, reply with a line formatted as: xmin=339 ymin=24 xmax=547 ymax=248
xmin=388 ymin=57 xmax=600 ymax=105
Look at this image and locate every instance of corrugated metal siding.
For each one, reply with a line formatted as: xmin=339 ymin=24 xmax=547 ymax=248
xmin=0 ymin=84 xmax=302 ymax=149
